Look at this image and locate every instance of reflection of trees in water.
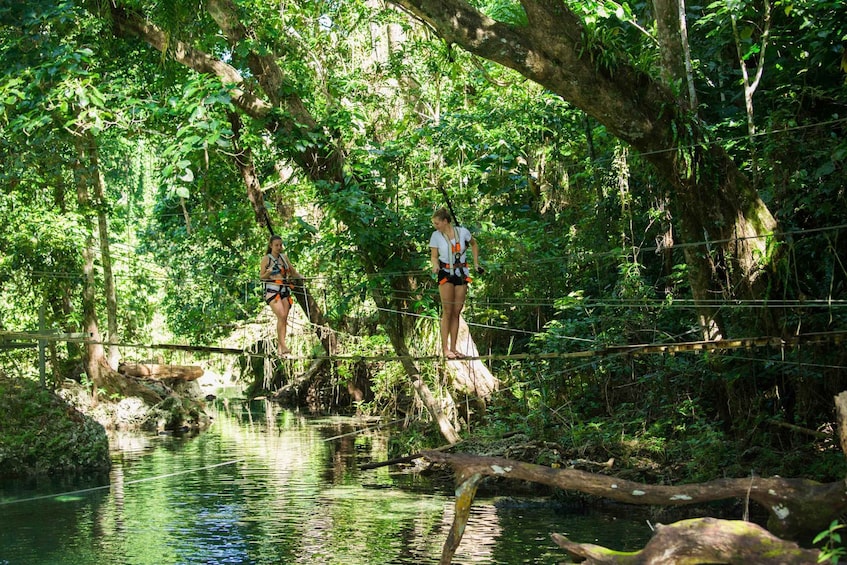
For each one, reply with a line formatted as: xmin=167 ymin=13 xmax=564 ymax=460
xmin=1 ymin=403 xmax=653 ymax=563
xmin=442 ymin=501 xmax=500 ymax=562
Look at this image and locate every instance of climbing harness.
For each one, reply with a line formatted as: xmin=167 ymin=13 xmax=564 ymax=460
xmin=264 ymin=253 xmax=294 ymax=305
xmin=436 ymin=185 xmax=484 ymax=277
xmin=438 ymin=227 xmax=472 ymax=285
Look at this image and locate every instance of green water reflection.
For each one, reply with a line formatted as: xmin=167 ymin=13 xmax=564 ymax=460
xmin=0 ymin=401 xmax=651 ymax=564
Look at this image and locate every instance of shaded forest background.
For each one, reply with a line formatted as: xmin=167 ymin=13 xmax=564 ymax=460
xmin=1 ymin=0 xmax=846 ymax=485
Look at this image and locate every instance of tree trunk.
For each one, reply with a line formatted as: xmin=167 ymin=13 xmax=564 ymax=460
xmin=731 ymin=0 xmax=771 ymax=181
xmin=392 ymin=337 xmax=461 ymax=445
xmin=652 ymin=0 xmax=691 ymax=104
xmin=72 ymin=136 xmax=109 ymax=398
xmin=228 ymin=111 xmax=274 ymax=230
xmin=84 ymin=131 xmax=121 ymax=370
xmin=836 ymin=391 xmax=847 ymax=458
xmin=73 ymin=135 xmax=152 ymax=403
xmin=448 ymin=317 xmax=497 ymax=400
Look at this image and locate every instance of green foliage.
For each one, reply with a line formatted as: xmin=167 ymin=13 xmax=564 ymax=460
xmin=564 ymin=0 xmax=659 ymax=75
xmin=157 ymin=77 xmax=235 ymax=195
xmin=143 ymin=183 xmax=264 ymax=342
xmin=387 ymin=418 xmax=443 ymax=457
xmin=478 ymin=0 xmax=529 ymax=26
xmin=814 ymin=520 xmax=846 ymax=565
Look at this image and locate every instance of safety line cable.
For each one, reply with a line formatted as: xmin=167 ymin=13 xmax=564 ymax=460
xmin=621 ymin=116 xmax=847 ymax=160
xmin=372 ymin=305 xmax=558 ymax=338
xmin=24 ymin=223 xmax=847 ymax=286
xmin=720 ymin=353 xmax=847 ymax=372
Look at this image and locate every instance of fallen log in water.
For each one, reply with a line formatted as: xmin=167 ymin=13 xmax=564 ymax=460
xmin=367 ymin=391 xmax=847 ymax=563
xmin=420 ymin=449 xmax=842 ymax=563
xmin=551 ymin=517 xmax=821 ymax=564
xmin=118 ymin=362 xmax=203 ymax=381
xmin=422 ymin=449 xmax=846 ymax=538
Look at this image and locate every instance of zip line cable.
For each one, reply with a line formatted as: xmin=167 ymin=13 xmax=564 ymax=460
xmin=26 ymin=221 xmax=847 ymax=288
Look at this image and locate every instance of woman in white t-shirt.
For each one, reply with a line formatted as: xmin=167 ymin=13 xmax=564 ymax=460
xmin=429 ymin=207 xmax=481 ymax=359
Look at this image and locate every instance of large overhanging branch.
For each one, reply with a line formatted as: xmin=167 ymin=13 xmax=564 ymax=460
xmin=205 ymin=0 xmax=316 ymax=127
xmin=109 ymin=5 xmax=271 ymax=119
xmin=388 ymin=0 xmax=672 ymax=149
xmin=108 ymin=4 xmax=340 ymax=182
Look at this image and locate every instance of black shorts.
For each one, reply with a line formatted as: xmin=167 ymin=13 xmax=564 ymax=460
xmin=264 ymin=283 xmax=293 ymax=305
xmin=438 ymin=269 xmax=469 ymax=286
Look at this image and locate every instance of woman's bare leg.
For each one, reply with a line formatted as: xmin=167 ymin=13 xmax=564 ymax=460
xmin=449 ymin=284 xmax=468 ymax=354
xmin=439 ymin=283 xmax=457 ymax=357
xmin=269 ymin=298 xmax=291 ymax=354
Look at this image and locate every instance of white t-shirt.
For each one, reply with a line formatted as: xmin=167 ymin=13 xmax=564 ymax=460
xmin=429 ymin=226 xmax=472 ymax=268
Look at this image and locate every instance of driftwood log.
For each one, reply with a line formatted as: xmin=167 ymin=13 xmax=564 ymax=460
xmin=551 ymin=517 xmax=821 ymax=564
xmin=119 ymin=362 xmax=203 ymax=381
xmin=417 ymin=390 xmax=847 ymax=564
xmin=837 ymin=391 xmax=847 ymax=457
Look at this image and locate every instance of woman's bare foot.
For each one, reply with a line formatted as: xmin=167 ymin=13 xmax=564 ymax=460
xmin=278 ymin=346 xmax=291 ymax=356
xmin=451 ymin=351 xmax=466 ymax=359
xmin=444 ymin=350 xmax=457 ymax=359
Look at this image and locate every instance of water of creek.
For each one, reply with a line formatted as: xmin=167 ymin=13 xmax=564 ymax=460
xmin=0 ymin=401 xmax=653 ymax=564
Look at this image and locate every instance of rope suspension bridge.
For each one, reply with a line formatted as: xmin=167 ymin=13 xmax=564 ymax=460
xmin=3 ymin=329 xmax=847 ymax=364
xmin=4 ymin=221 xmax=847 ymax=376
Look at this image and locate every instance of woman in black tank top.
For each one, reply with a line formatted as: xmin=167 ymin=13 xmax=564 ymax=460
xmin=260 ymin=235 xmax=301 ymax=356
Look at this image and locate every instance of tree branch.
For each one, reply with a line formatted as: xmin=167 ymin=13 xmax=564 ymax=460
xmin=421 ymin=450 xmax=847 ymax=539
xmin=109 ymin=5 xmax=271 ymax=118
